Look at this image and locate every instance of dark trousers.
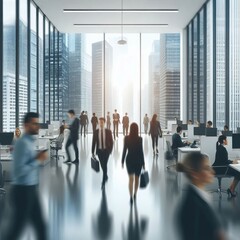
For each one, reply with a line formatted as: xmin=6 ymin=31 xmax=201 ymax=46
xmin=113 ymin=123 xmax=119 ymax=139
xmin=81 ymin=124 xmax=87 ymax=136
xmin=97 ymin=149 xmax=110 ymax=184
xmin=123 ymin=125 xmax=129 ymax=136
xmin=66 ymin=137 xmax=79 ymax=161
xmin=151 ymin=135 xmax=159 ymax=150
xmin=4 ymin=185 xmax=47 ymax=240
xmin=92 ymin=124 xmax=97 ymax=133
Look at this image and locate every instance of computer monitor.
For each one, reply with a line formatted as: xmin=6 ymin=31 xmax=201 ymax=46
xmin=194 ymin=127 xmax=206 ymax=136
xmin=232 ymin=133 xmax=240 ymax=149
xmin=237 ymin=127 xmax=240 ymax=133
xmin=221 ymin=131 xmax=233 ymax=137
xmin=39 ymin=123 xmax=48 ymax=129
xmin=181 ymin=124 xmax=188 ymax=131
xmin=177 ymin=120 xmax=183 ymax=125
xmin=0 ymin=132 xmax=14 ymax=145
xmin=205 ymin=128 xmax=217 ymax=136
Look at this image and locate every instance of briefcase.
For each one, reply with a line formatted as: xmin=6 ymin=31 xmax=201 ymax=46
xmin=91 ymin=156 xmax=100 ymax=173
xmin=140 ymin=171 xmax=149 ymax=188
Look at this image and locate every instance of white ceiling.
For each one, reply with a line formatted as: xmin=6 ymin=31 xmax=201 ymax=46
xmin=34 ymin=0 xmax=207 ymax=33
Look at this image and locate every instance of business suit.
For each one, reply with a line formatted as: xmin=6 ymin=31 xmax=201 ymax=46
xmin=91 ymin=116 xmax=98 ymax=132
xmin=113 ymin=113 xmax=120 ymax=139
xmin=177 ymin=185 xmax=222 ymax=240
xmin=213 ymin=144 xmax=240 ymax=179
xmin=171 ymin=133 xmax=187 ymax=158
xmin=66 ymin=117 xmax=80 ymax=162
xmin=149 ymin=120 xmax=162 ymax=152
xmin=80 ymin=114 xmax=88 ymax=136
xmin=122 ymin=116 xmax=129 ymax=136
xmin=92 ymin=128 xmax=113 ymax=185
xmin=122 ymin=136 xmax=145 ymax=176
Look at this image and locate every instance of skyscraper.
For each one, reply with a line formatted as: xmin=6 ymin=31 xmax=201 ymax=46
xmin=68 ymin=34 xmax=92 ymax=116
xmin=159 ymin=34 xmax=180 ymax=128
xmin=92 ymin=41 xmax=113 ymax=118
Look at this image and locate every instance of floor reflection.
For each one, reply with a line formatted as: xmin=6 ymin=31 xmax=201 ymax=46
xmin=122 ymin=204 xmax=148 ymax=240
xmin=92 ymin=189 xmax=113 ymax=240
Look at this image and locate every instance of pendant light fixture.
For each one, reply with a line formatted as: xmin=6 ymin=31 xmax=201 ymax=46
xmin=117 ymin=0 xmax=127 ymax=45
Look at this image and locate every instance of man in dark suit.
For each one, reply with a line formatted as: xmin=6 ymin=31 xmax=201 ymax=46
xmin=92 ymin=117 xmax=113 ymax=189
xmin=65 ymin=109 xmax=80 ymax=164
xmin=80 ymin=111 xmax=88 ymax=137
xmin=172 ymin=126 xmax=189 ymax=159
xmin=91 ymin=113 xmax=98 ymax=133
xmin=113 ymin=109 xmax=120 ymax=139
xmin=122 ymin=113 xmax=129 ymax=136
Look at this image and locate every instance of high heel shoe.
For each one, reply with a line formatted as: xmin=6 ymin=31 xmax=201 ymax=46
xmin=227 ymin=188 xmax=237 ymax=198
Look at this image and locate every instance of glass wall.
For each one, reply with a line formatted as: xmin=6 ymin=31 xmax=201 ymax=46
xmin=186 ymin=0 xmax=240 ymax=130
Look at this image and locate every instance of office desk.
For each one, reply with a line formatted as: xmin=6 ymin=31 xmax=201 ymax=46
xmin=229 ymin=163 xmax=240 ymax=193
xmin=178 ymin=147 xmax=201 ymax=162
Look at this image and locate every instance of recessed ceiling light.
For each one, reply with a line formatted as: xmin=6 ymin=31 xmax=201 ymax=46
xmin=63 ymin=9 xmax=179 ymax=13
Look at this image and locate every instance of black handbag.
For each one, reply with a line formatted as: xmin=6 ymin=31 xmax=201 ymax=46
xmin=91 ymin=156 xmax=100 ymax=172
xmin=140 ymin=171 xmax=149 ymax=188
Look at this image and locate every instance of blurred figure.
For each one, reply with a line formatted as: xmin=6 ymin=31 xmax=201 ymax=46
xmin=61 ymin=119 xmax=66 ymax=126
xmin=92 ymin=189 xmax=113 ymax=240
xmin=195 ymin=120 xmax=200 ymax=127
xmin=223 ymin=125 xmax=229 ymax=131
xmin=3 ymin=112 xmax=48 ymax=240
xmin=113 ymin=109 xmax=120 ymax=139
xmin=187 ymin=120 xmax=193 ymax=125
xmin=206 ymin=120 xmax=213 ymax=128
xmin=176 ymin=152 xmax=226 ymax=240
xmin=85 ymin=111 xmax=89 ymax=134
xmin=14 ymin=127 xmax=21 ymax=140
xmin=50 ymin=125 xmax=65 ymax=150
xmin=91 ymin=113 xmax=98 ymax=133
xmin=143 ymin=114 xmax=149 ymax=134
xmin=149 ymin=114 xmax=162 ymax=155
xmin=64 ymin=109 xmax=80 ymax=164
xmin=122 ymin=123 xmax=145 ymax=205
xmin=92 ymin=118 xmax=113 ymax=190
xmin=106 ymin=112 xmax=111 ymax=130
xmin=122 ymin=113 xmax=129 ymax=136
xmin=213 ymin=135 xmax=240 ymax=197
xmin=80 ymin=111 xmax=88 ymax=137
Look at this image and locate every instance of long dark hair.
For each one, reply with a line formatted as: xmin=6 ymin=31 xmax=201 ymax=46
xmin=216 ymin=135 xmax=227 ymax=150
xmin=129 ymin=123 xmax=139 ymax=141
xmin=59 ymin=125 xmax=65 ymax=135
xmin=151 ymin=114 xmax=157 ymax=123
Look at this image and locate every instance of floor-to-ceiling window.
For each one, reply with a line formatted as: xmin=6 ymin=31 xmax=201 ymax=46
xmin=3 ymin=0 xmax=16 ymax=131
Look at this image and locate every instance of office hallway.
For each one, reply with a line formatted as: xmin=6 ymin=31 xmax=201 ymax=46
xmin=2 ymin=134 xmax=240 ymax=240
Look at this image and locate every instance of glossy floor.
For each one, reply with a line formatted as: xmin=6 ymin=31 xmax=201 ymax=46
xmin=2 ymin=135 xmax=240 ymax=240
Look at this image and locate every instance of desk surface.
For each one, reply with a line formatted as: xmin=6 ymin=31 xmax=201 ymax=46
xmin=39 ymin=135 xmax=56 ymax=140
xmin=178 ymin=147 xmax=201 ymax=153
xmin=229 ymin=164 xmax=240 ymax=172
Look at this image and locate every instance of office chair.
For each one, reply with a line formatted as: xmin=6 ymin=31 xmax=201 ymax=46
xmin=0 ymin=162 xmax=6 ymax=196
xmin=209 ymin=166 xmax=232 ymax=199
xmin=165 ymin=141 xmax=176 ymax=170
xmin=50 ymin=138 xmax=64 ymax=161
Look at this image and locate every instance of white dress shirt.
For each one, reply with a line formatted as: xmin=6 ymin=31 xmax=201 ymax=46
xmin=98 ymin=128 xmax=106 ymax=150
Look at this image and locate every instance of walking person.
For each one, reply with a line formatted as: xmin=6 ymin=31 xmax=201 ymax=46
xmin=85 ymin=111 xmax=89 ymax=134
xmin=149 ymin=114 xmax=162 ymax=155
xmin=92 ymin=117 xmax=113 ymax=190
xmin=176 ymin=152 xmax=226 ymax=240
xmin=113 ymin=109 xmax=120 ymax=139
xmin=107 ymin=111 xmax=111 ymax=130
xmin=65 ymin=110 xmax=80 ymax=164
xmin=91 ymin=113 xmax=98 ymax=133
xmin=80 ymin=111 xmax=88 ymax=137
xmin=122 ymin=113 xmax=130 ymax=136
xmin=3 ymin=112 xmax=48 ymax=240
xmin=122 ymin=123 xmax=145 ymax=205
xmin=143 ymin=114 xmax=149 ymax=134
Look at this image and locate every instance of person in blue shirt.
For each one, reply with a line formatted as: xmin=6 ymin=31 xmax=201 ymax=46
xmin=3 ymin=112 xmax=48 ymax=240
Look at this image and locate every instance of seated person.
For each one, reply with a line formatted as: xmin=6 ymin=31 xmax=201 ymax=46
xmin=187 ymin=120 xmax=193 ymax=125
xmin=172 ymin=126 xmax=190 ymax=158
xmin=50 ymin=125 xmax=65 ymax=149
xmin=206 ymin=120 xmax=213 ymax=128
xmin=223 ymin=125 xmax=229 ymax=131
xmin=14 ymin=127 xmax=21 ymax=140
xmin=212 ymin=135 xmax=240 ymax=198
